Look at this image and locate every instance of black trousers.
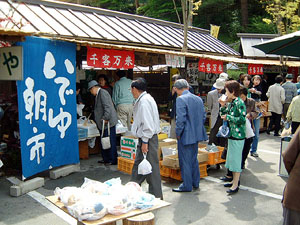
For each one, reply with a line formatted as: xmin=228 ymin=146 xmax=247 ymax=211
xmin=268 ymin=112 xmax=282 ymax=135
xmin=208 ymin=116 xmax=226 ymax=147
xmin=292 ymin=122 xmax=300 ymax=134
xmin=227 ymin=137 xmax=253 ymax=177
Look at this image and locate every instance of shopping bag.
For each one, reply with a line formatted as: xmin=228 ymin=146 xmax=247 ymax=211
xmin=245 ymin=118 xmax=255 ymax=138
xmin=216 ymin=121 xmax=230 ymax=138
xmin=101 ymin=121 xmax=111 ymax=150
xmin=138 ymin=153 xmax=152 ymax=175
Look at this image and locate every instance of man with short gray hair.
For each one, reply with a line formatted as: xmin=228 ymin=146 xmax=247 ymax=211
xmin=172 ymin=79 xmax=208 ymax=192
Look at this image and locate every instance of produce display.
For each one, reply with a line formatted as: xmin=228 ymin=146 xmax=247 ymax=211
xmin=54 ymin=177 xmax=155 ymax=221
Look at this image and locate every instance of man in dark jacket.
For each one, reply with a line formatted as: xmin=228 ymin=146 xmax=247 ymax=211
xmin=88 ymin=80 xmax=118 ymax=165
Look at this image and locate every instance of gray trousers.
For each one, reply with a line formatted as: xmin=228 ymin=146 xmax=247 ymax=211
xmin=116 ymin=104 xmax=133 ymax=130
xmin=283 ymin=205 xmax=300 ymax=225
xmin=131 ymin=134 xmax=163 ymax=199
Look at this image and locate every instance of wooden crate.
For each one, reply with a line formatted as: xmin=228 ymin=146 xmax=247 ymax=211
xmin=117 ymin=157 xmax=134 ymax=175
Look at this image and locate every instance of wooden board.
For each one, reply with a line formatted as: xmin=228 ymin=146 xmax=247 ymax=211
xmin=46 ymin=195 xmax=171 ymax=225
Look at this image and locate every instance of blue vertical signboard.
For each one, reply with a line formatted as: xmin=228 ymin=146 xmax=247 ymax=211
xmin=17 ymin=37 xmax=79 ymax=179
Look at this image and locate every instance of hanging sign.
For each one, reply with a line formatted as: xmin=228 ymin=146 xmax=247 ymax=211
xmin=198 ymin=58 xmax=223 ymax=74
xmin=165 ymin=54 xmax=185 ymax=68
xmin=87 ymin=47 xmax=134 ymax=69
xmin=17 ymin=37 xmax=79 ymax=179
xmin=248 ymin=64 xmax=263 ymax=75
xmin=0 ymin=46 xmax=23 ymax=80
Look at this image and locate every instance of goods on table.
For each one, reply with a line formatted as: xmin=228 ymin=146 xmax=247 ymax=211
xmin=54 ymin=177 xmax=155 ymax=221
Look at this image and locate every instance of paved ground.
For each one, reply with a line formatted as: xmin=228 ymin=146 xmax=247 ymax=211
xmin=0 ymin=133 xmax=287 ymax=225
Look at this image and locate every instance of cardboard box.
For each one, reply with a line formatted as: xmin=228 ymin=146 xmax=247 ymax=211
xmin=161 ymin=144 xmax=177 ymax=159
xmin=158 ymin=138 xmax=177 ymax=160
xmin=197 ymin=150 xmax=209 ymax=163
xmin=162 ymin=154 xmax=180 ymax=169
xmin=120 ymin=136 xmax=138 ymax=160
xmin=162 ymin=153 xmax=207 ymax=169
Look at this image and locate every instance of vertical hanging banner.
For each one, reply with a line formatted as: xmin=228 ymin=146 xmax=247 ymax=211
xmin=87 ymin=47 xmax=134 ymax=69
xmin=198 ymin=58 xmax=223 ymax=74
xmin=17 ymin=37 xmax=79 ymax=179
xmin=248 ymin=64 xmax=264 ymax=75
xmin=165 ymin=54 xmax=185 ymax=68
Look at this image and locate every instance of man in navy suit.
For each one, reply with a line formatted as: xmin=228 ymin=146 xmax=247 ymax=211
xmin=172 ymin=79 xmax=208 ymax=192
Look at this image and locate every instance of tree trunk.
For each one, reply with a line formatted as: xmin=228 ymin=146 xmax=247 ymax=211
xmin=135 ymin=0 xmax=139 ymax=13
xmin=182 ymin=0 xmax=192 ymax=52
xmin=240 ymin=0 xmax=248 ymax=28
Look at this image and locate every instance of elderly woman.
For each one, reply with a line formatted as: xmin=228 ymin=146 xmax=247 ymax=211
xmin=97 ymin=74 xmax=113 ymax=96
xmin=219 ymin=80 xmax=246 ymax=194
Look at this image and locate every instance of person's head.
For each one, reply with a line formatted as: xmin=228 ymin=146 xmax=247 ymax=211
xmin=275 ymin=75 xmax=283 ymax=84
xmin=240 ymin=85 xmax=248 ymax=101
xmin=252 ymin=75 xmax=262 ymax=86
xmin=173 ymin=79 xmax=189 ymax=96
xmin=225 ymin=80 xmax=240 ymax=101
xmin=213 ymin=78 xmax=225 ymax=93
xmin=87 ymin=80 xmax=100 ymax=96
xmin=239 ymin=73 xmax=245 ymax=81
xmin=285 ymin=74 xmax=293 ymax=81
xmin=76 ymin=83 xmax=81 ymax=95
xmin=172 ymin=74 xmax=182 ymax=83
xmin=219 ymin=72 xmax=229 ymax=81
xmin=97 ymin=74 xmax=109 ymax=87
xmin=297 ymin=75 xmax=300 ymax=82
xmin=241 ymin=74 xmax=251 ymax=88
xmin=131 ymin=77 xmax=147 ymax=99
xmin=116 ymin=70 xmax=126 ymax=79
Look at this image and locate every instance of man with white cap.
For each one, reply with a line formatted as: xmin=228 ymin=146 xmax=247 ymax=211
xmin=207 ymin=78 xmax=226 ymax=147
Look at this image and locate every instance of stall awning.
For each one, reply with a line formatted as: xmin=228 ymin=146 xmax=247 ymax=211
xmin=0 ymin=0 xmax=238 ymax=56
xmin=59 ymin=37 xmax=300 ymax=67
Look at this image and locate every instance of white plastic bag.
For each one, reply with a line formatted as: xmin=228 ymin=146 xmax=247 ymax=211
xmin=246 ymin=118 xmax=255 ymax=139
xmin=138 ymin=153 xmax=152 ymax=175
xmin=101 ymin=121 xmax=111 ymax=150
xmin=0 ymin=159 xmax=3 ymax=168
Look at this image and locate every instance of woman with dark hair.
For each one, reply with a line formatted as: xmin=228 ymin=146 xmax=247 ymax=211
xmin=249 ymin=75 xmax=263 ymax=157
xmin=240 ymin=74 xmax=252 ymax=98
xmin=219 ymin=80 xmax=246 ymax=194
xmin=97 ymin=74 xmax=113 ymax=96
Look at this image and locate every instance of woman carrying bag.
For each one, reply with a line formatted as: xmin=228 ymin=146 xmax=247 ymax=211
xmin=219 ymin=80 xmax=246 ymax=194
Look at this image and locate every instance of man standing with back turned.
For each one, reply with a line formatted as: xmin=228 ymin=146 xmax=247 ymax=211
xmin=172 ymin=79 xmax=208 ymax=192
xmin=130 ymin=78 xmax=163 ymax=199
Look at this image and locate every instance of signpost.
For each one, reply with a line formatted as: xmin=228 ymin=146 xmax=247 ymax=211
xmin=0 ymin=46 xmax=23 ymax=80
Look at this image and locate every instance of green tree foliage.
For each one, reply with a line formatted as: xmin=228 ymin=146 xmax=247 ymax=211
xmin=260 ymin=0 xmax=300 ymax=34
xmin=138 ymin=0 xmax=182 ymax=23
xmin=76 ymin=0 xmax=276 ymax=44
xmin=85 ymin=0 xmax=136 ymax=13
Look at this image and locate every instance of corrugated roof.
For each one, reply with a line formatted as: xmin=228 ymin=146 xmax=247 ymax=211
xmin=237 ymin=33 xmax=280 ymax=58
xmin=0 ymin=0 xmax=239 ymax=56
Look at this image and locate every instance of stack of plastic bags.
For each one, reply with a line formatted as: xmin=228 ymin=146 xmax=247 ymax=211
xmin=54 ymin=177 xmax=155 ymax=221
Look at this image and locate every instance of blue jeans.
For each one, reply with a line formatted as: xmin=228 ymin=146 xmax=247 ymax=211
xmin=251 ymin=118 xmax=260 ymax=153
